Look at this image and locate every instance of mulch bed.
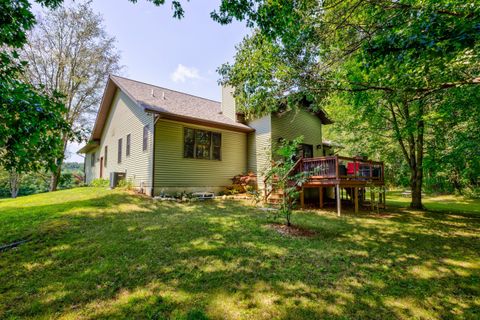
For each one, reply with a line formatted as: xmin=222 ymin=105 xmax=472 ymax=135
xmin=266 ymin=223 xmax=317 ymax=238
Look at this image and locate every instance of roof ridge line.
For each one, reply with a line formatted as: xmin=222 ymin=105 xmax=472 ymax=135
xmin=110 ymin=74 xmax=221 ymax=104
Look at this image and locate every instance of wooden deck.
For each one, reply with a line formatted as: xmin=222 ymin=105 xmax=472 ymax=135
xmin=287 ymin=156 xmax=386 ymax=215
xmin=291 ymin=155 xmax=385 ymax=187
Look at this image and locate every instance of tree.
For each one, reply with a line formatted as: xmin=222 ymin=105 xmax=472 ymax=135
xmin=321 ymin=94 xmax=412 ymax=190
xmin=0 ymin=0 xmax=185 ymax=196
xmin=21 ymin=1 xmax=121 ymax=191
xmin=0 ymin=79 xmax=71 ymax=197
xmin=215 ymin=0 xmax=480 ymax=209
xmin=265 ymin=137 xmax=306 ymax=226
xmin=0 ymin=0 xmax=71 ymax=198
xmin=421 ymin=86 xmax=480 ymax=194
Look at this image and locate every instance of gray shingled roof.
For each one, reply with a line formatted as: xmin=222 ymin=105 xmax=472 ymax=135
xmin=111 ymin=75 xmax=252 ymax=131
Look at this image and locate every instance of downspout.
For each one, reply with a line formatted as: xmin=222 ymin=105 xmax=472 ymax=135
xmin=151 ymin=114 xmax=160 ymax=196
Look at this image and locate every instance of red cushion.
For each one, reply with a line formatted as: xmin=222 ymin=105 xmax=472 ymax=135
xmin=347 ymin=162 xmax=360 ymax=174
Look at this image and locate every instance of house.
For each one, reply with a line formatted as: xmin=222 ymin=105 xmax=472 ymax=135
xmin=79 ymin=75 xmax=333 ymax=196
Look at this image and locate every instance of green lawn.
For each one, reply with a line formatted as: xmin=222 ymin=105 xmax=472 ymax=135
xmin=387 ymin=191 xmax=480 ymax=214
xmin=0 ymin=188 xmax=479 ymax=319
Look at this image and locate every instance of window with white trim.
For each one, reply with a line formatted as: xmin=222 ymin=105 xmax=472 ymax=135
xmin=126 ymin=134 xmax=131 ymax=156
xmin=143 ymin=125 xmax=149 ymax=151
xmin=118 ymin=138 xmax=122 ymax=163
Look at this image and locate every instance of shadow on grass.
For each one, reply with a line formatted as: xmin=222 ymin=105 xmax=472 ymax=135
xmin=0 ymin=192 xmax=479 ymax=319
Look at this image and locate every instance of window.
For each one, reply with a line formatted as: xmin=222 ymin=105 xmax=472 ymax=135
xmin=298 ymin=144 xmax=313 ymax=158
xmin=184 ymin=128 xmax=195 ymax=158
xmin=195 ymin=130 xmax=211 ymax=159
xmin=143 ymin=125 xmax=149 ymax=151
xmin=104 ymin=146 xmax=108 ymax=167
xmin=183 ymin=127 xmax=221 ymax=160
xmin=212 ymin=132 xmax=221 ymax=160
xmin=118 ymin=138 xmax=122 ymax=163
xmin=126 ymin=134 xmax=131 ymax=156
xmin=323 ymin=146 xmax=332 ymax=157
xmin=91 ymin=152 xmax=95 ymax=167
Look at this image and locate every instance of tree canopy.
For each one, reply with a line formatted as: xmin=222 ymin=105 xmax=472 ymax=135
xmin=21 ymin=1 xmax=121 ymax=191
xmin=217 ymin=0 xmax=479 ymax=105
xmin=0 ymin=78 xmax=70 ymax=197
xmin=0 ymin=0 xmax=186 ymax=197
xmin=217 ymin=0 xmax=480 ymax=208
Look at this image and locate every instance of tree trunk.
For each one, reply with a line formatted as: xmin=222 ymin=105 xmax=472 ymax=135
xmin=49 ymin=136 xmax=69 ymax=192
xmin=451 ymin=168 xmax=462 ymax=192
xmin=410 ymin=105 xmax=425 ymax=209
xmin=9 ymin=169 xmax=20 ymax=198
xmin=49 ymin=165 xmax=62 ymax=192
xmin=390 ymin=100 xmax=425 ymax=209
xmin=407 ymin=131 xmax=423 ymax=209
xmin=410 ymin=171 xmax=423 ymax=209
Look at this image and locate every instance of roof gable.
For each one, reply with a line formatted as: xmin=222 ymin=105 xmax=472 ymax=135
xmin=275 ymin=94 xmax=333 ymax=125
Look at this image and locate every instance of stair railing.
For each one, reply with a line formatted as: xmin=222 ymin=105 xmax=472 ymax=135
xmin=263 ymin=157 xmax=303 ymax=202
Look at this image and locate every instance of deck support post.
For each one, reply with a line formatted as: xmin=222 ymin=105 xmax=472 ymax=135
xmin=354 ymin=187 xmax=359 ymax=214
xmin=371 ymin=189 xmax=376 ymax=211
xmin=369 ymin=188 xmax=375 ymax=211
xmin=300 ymin=187 xmax=305 ymax=210
xmin=319 ymin=187 xmax=323 ymax=209
xmin=383 ymin=188 xmax=386 ymax=209
xmin=336 ymin=185 xmax=341 ymax=217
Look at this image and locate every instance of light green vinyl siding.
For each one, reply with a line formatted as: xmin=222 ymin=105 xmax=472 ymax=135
xmin=247 ymin=132 xmax=256 ymax=173
xmin=246 ymin=115 xmax=272 ymax=187
xmin=154 ymin=119 xmax=247 ymax=192
xmin=271 ymin=109 xmax=323 ymax=157
xmin=85 ymin=147 xmax=99 ymax=184
xmin=85 ymin=89 xmax=154 ymax=192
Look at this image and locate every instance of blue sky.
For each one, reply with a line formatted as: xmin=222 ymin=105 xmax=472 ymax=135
xmin=59 ymin=0 xmax=250 ymax=161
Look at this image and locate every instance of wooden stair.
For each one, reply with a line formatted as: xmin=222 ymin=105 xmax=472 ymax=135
xmin=264 ymin=178 xmax=285 ymax=205
xmin=266 ymin=189 xmax=284 ymax=205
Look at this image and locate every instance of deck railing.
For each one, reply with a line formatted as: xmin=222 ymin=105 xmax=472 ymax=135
xmin=291 ymin=155 xmax=384 ymax=182
xmin=264 ymin=155 xmax=384 ymax=202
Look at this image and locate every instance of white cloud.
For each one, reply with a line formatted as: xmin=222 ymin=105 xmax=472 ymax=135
xmin=170 ymin=64 xmax=202 ymax=83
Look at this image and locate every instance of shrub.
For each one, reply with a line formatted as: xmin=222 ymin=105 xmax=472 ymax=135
xmin=117 ymin=179 xmax=133 ymax=190
xmin=59 ymin=173 xmax=75 ymax=189
xmin=227 ymin=172 xmax=258 ymax=194
xmin=225 ymin=185 xmax=243 ymax=195
xmin=463 ymin=186 xmax=480 ymax=199
xmin=246 ymin=186 xmax=263 ymax=205
xmin=264 ymin=137 xmax=307 ymax=226
xmin=90 ymin=178 xmax=109 ymax=187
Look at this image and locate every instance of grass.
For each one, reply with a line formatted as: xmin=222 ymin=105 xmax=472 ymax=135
xmin=387 ymin=191 xmax=480 ymax=214
xmin=0 ymin=188 xmax=479 ymax=319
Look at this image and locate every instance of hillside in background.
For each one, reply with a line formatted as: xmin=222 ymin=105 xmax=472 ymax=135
xmin=0 ymin=162 xmax=84 ymax=198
